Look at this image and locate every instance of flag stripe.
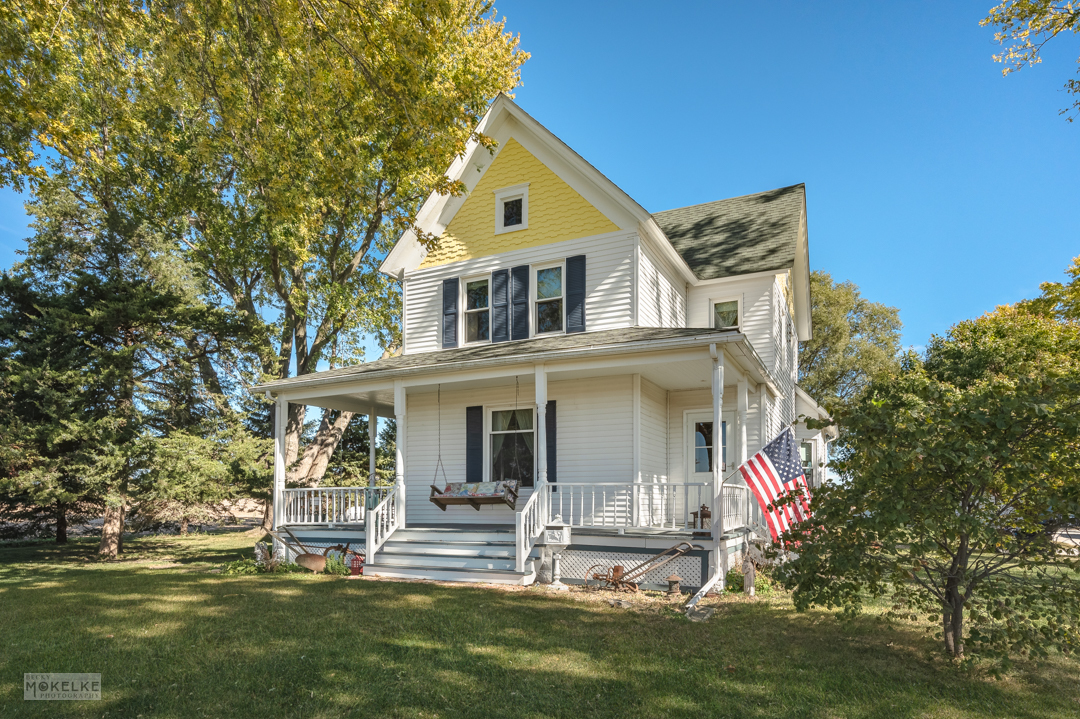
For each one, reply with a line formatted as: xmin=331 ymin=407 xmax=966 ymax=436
xmin=740 ymin=465 xmax=781 ymax=541
xmin=756 ymin=454 xmax=798 ymax=531
xmin=745 ymin=456 xmax=790 ymax=535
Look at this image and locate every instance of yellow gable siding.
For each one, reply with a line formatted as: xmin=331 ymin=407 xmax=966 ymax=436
xmin=418 ymin=138 xmax=620 ymax=268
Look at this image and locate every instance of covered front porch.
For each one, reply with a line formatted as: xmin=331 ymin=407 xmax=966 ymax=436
xmin=258 ymin=328 xmax=775 ymax=587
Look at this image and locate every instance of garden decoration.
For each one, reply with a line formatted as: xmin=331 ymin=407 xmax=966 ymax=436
xmin=587 ymin=542 xmax=703 ymax=593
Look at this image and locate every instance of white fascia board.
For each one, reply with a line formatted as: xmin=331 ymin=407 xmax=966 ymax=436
xmin=792 ymin=196 xmax=812 ymax=341
xmin=638 ymin=217 xmax=698 ymax=285
xmin=380 ymin=93 xmax=655 ymax=279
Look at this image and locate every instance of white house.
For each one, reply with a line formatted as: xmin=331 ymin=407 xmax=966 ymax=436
xmin=254 ymin=95 xmax=834 ymax=592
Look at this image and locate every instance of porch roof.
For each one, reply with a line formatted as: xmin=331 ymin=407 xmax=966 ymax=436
xmin=253 ymin=327 xmax=770 ymax=395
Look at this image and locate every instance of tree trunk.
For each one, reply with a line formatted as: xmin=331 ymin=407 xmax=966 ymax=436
xmin=99 ymin=502 xmax=124 ymax=558
xmin=180 ymin=516 xmax=189 ymax=535
xmin=943 ymin=589 xmax=965 ymax=658
xmin=55 ymin=501 xmax=68 ymax=544
xmin=284 ymin=402 xmax=307 ymax=476
xmin=260 ymin=499 xmax=272 ymax=532
xmin=292 ymin=410 xmax=354 ymax=485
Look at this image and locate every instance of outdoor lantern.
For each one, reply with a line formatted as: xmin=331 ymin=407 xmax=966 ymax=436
xmin=350 ymin=553 xmax=364 ymax=576
xmin=666 ymin=574 xmax=682 ymax=596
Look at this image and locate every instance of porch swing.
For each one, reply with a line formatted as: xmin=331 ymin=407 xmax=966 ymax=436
xmin=428 ymin=382 xmax=520 ymax=511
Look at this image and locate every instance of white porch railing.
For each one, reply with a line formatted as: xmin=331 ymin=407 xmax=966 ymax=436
xmin=365 ymin=487 xmax=400 ymax=561
xmin=515 ymin=483 xmax=550 ymax=573
xmin=547 ymin=481 xmax=739 ymax=531
xmin=282 ymin=486 xmax=392 ymax=526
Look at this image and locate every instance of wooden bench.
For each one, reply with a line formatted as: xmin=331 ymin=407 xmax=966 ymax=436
xmin=429 ymin=481 xmax=520 ymax=511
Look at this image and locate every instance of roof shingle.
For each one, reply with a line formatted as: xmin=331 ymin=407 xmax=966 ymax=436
xmin=652 ymin=183 xmax=805 ymax=280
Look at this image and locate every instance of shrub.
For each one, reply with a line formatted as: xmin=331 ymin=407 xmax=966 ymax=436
xmin=221 ymin=558 xmax=261 ymax=575
xmin=323 ymin=554 xmax=351 ymax=576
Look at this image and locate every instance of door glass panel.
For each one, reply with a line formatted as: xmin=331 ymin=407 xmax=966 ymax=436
xmin=694 ymin=421 xmax=713 ymax=473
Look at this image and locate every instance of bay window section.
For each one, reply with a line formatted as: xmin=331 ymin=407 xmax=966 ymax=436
xmin=535 ymin=265 xmax=563 ymax=334
xmin=491 ymin=408 xmax=534 ymax=487
xmin=465 ymin=278 xmax=490 ymax=343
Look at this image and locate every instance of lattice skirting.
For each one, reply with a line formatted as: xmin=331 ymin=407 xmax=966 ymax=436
xmin=557 ymin=545 xmax=710 ymax=591
xmin=279 ymin=540 xmax=358 ymax=563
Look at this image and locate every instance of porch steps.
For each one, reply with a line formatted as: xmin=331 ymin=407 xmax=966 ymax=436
xmin=364 ymin=527 xmax=538 ymax=586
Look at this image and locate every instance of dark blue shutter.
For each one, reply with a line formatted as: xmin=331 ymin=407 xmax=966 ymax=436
xmin=566 ymin=255 xmax=586 ymax=333
xmin=511 ymin=265 xmax=530 ymax=340
xmin=465 ymin=406 xmax=483 ymax=482
xmin=491 ymin=269 xmax=510 ymax=343
xmin=442 ymin=278 xmax=458 ymax=348
xmin=546 ymin=401 xmax=557 ymax=485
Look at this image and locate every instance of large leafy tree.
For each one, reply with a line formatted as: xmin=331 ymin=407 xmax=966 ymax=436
xmin=983 ymin=1 xmax=1080 ymax=121
xmin=781 ymin=306 xmax=1080 ymax=665
xmin=798 ymin=270 xmax=902 ymax=410
xmin=0 ymin=1 xmax=527 ymax=510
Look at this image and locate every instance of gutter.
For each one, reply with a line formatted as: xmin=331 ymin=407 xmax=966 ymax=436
xmin=254 ymin=332 xmax=770 ymax=395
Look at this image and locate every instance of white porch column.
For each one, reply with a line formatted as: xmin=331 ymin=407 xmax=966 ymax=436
xmin=272 ymin=394 xmax=287 ymax=532
xmin=737 ymin=380 xmax=749 ymax=468
xmin=710 ymin=344 xmax=725 ymax=581
xmin=535 ymin=364 xmax=548 ymax=489
xmin=368 ymin=409 xmax=378 ymax=488
xmin=394 ymin=380 xmax=407 ymax=528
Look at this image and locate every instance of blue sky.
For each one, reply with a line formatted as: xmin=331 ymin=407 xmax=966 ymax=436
xmin=1 ymin=1 xmax=1076 ymax=350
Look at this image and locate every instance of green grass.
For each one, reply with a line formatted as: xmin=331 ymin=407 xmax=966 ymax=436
xmin=1 ymin=532 xmax=1078 ymax=718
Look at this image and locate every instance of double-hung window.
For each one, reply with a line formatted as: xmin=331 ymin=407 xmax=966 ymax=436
xmin=800 ymin=441 xmax=814 ymax=480
xmin=535 ymin=264 xmax=563 ymax=334
xmin=490 ymin=408 xmax=534 ymax=486
xmin=464 ymin=277 xmax=490 ymax=343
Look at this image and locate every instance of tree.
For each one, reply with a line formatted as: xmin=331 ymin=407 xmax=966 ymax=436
xmin=0 ymin=0 xmax=529 ymax=491
xmin=983 ymin=1 xmax=1080 ymax=121
xmin=1020 ymin=254 xmax=1080 ymax=323
xmin=798 ymin=270 xmax=902 ymax=410
xmin=780 ymin=306 xmax=1080 ymax=665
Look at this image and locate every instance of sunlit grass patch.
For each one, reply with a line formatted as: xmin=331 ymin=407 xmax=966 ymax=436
xmin=0 ymin=532 xmax=1078 ymax=718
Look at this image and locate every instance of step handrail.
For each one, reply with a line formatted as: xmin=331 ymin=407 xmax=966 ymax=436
xmin=515 ymin=482 xmax=548 ymax=573
xmin=365 ymin=486 xmax=400 ymax=563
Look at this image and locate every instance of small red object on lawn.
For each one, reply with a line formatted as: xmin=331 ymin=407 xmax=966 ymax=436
xmin=350 ymin=552 xmax=364 ymax=576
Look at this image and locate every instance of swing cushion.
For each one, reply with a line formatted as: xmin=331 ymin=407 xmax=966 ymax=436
xmin=429 ymin=481 xmax=520 ymax=511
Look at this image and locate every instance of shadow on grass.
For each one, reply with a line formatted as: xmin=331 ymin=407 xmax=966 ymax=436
xmin=0 ymin=540 xmax=1077 ymax=719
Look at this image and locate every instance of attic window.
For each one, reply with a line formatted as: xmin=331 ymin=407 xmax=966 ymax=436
xmin=494 ymin=184 xmax=529 ymax=234
xmin=503 ymin=198 xmax=522 ymax=227
xmin=713 ymin=299 xmax=739 ymax=330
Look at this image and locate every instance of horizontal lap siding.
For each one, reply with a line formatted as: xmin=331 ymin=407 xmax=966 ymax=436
xmin=637 ymin=241 xmax=686 ymax=328
xmin=639 ymin=378 xmax=667 ymax=482
xmin=404 ymin=375 xmax=633 ymax=525
xmin=402 ymin=232 xmax=636 ymax=354
xmin=686 ymin=275 xmax=774 ymax=372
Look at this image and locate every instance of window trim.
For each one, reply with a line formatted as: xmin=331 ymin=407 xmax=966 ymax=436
xmin=484 ymin=403 xmax=537 ymax=486
xmin=493 ymin=183 xmax=530 ymax=235
xmin=709 ymin=295 xmax=741 ymax=331
xmin=461 ymin=273 xmax=492 ymax=345
xmin=532 ymin=260 xmax=566 ymax=337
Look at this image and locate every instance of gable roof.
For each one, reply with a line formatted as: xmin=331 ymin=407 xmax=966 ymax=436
xmin=651 ymin=184 xmax=806 ymax=281
xmin=379 ymin=94 xmax=681 ymax=280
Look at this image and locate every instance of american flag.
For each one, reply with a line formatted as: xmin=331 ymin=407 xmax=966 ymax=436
xmin=737 ymin=427 xmax=812 ymax=541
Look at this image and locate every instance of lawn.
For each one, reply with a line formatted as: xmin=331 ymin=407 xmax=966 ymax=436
xmin=1 ymin=532 xmax=1078 ymax=719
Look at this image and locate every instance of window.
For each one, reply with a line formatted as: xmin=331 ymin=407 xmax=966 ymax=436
xmin=713 ymin=299 xmax=739 ymax=329
xmin=535 ymin=265 xmax=563 ymax=334
xmin=494 ymin=184 xmax=529 ymax=234
xmin=503 ymin=198 xmax=522 ymax=227
xmin=491 ymin=408 xmax=534 ymax=486
xmin=464 ymin=278 xmax=489 ymax=343
xmin=800 ymin=442 xmax=813 ymax=476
